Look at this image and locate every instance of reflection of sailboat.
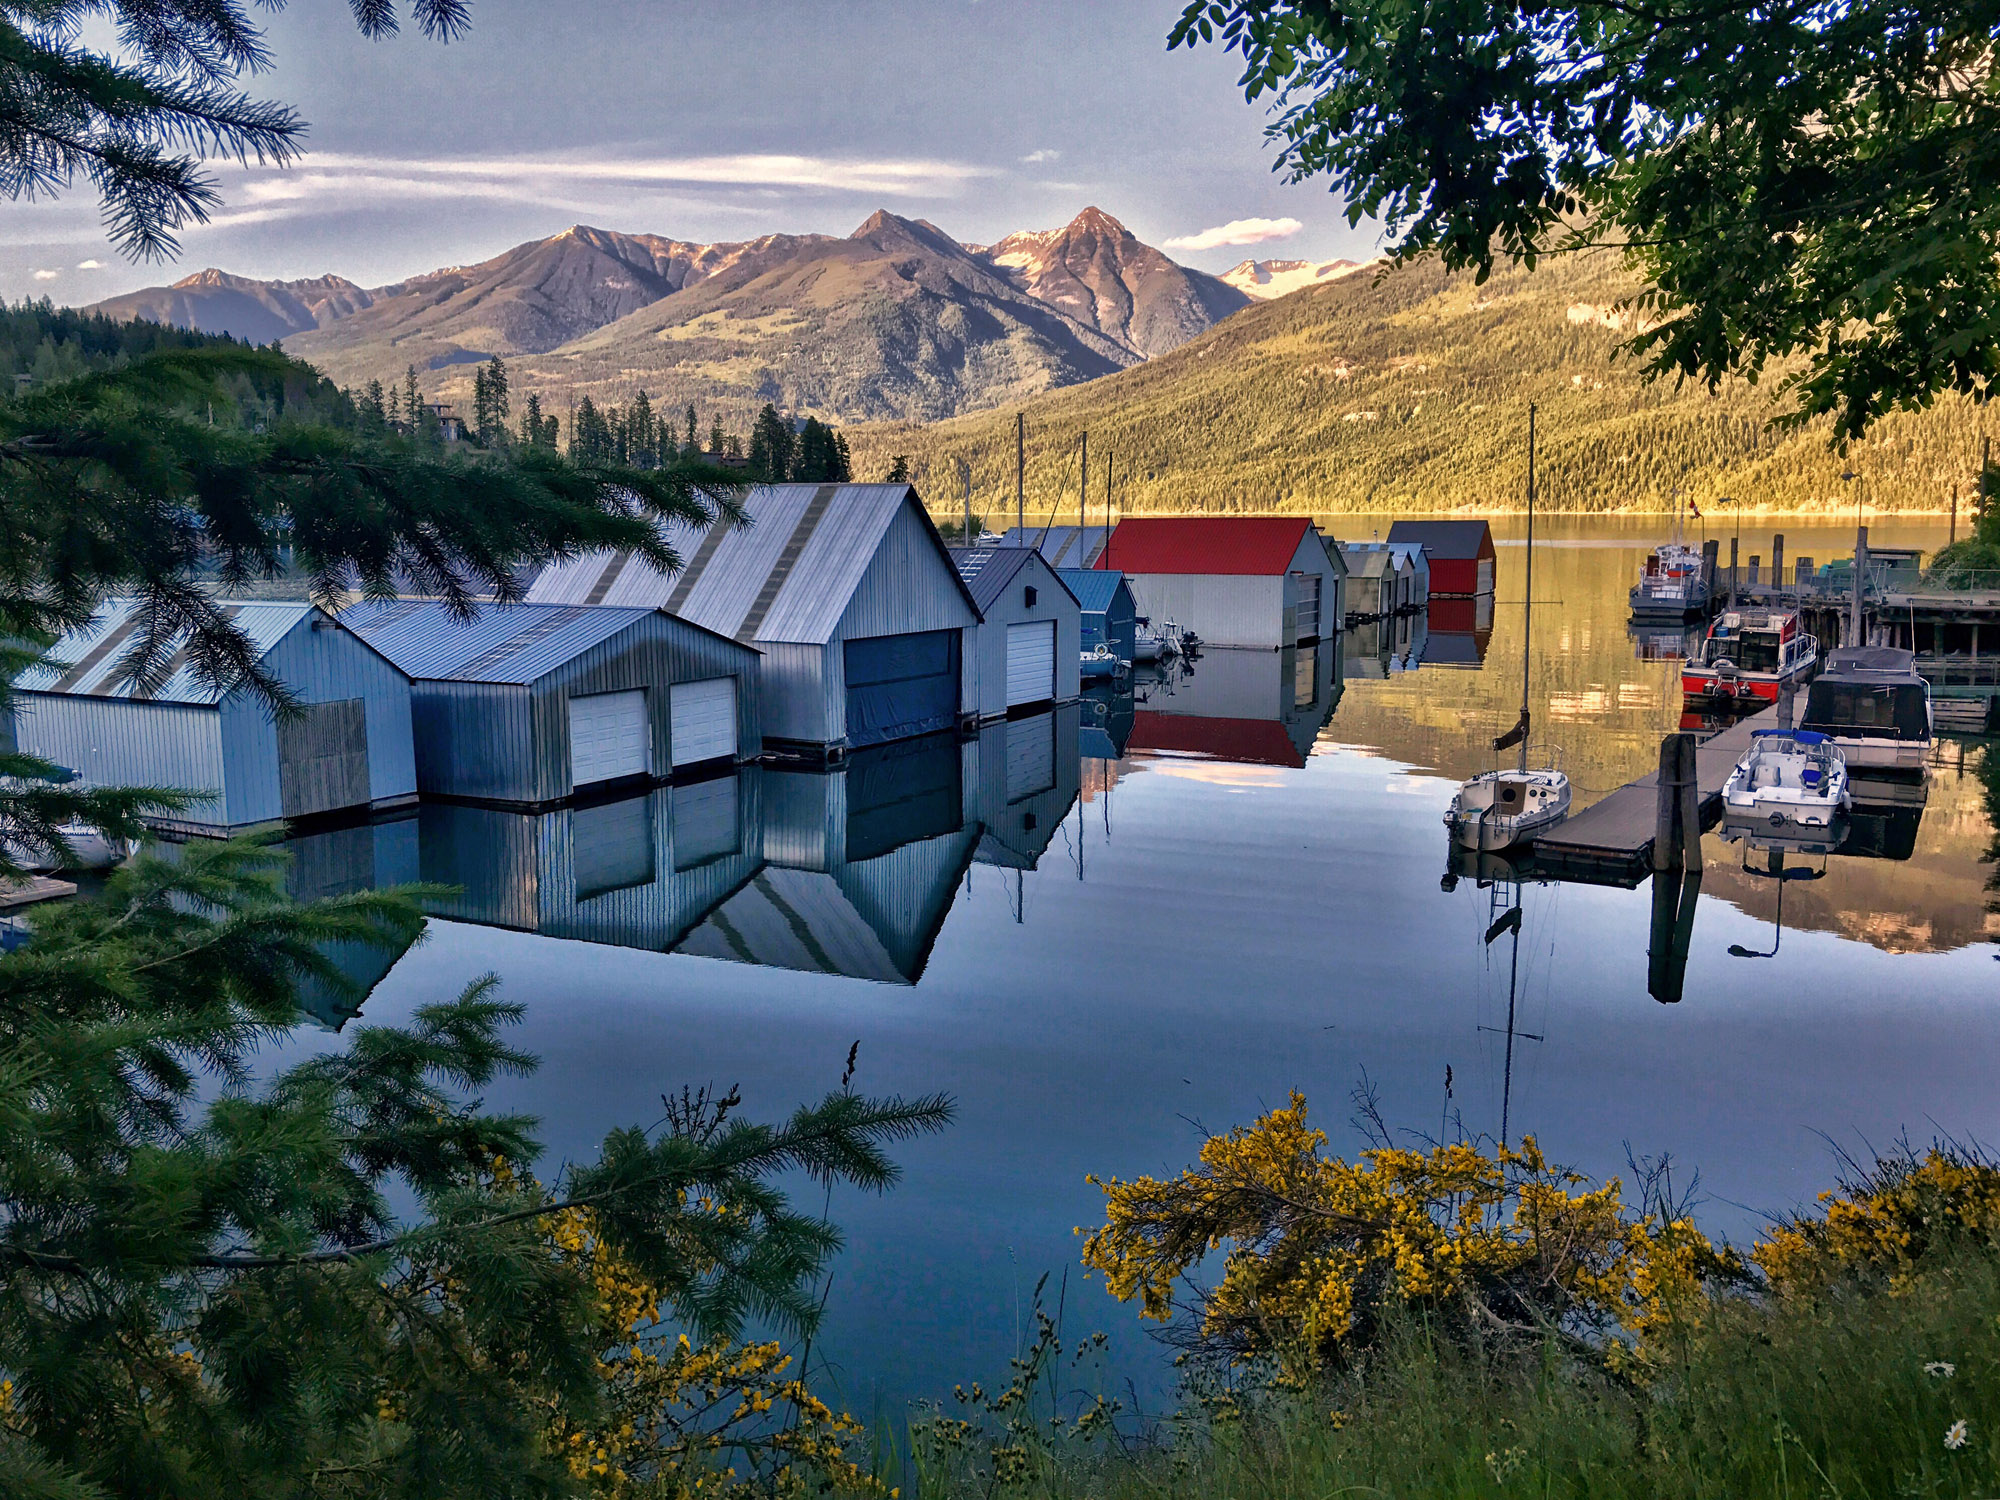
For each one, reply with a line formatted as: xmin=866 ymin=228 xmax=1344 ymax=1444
xmin=1442 ymin=872 xmax=1546 ymax=1147
xmin=1447 ymin=405 xmax=1572 ymax=851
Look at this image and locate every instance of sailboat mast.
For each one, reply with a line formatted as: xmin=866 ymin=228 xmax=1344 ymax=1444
xmin=1080 ymin=430 xmax=1088 ymax=533
xmin=1520 ymin=403 xmax=1536 ymax=774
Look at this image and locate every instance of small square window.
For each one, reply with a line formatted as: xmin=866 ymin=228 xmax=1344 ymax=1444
xmin=1024 ymin=585 xmax=1038 ymax=608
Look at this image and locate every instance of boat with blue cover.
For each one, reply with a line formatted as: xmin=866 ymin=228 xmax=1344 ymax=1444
xmin=1721 ymin=729 xmax=1851 ymax=837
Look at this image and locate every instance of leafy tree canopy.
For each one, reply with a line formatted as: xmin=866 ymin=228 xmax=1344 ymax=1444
xmin=1170 ymin=0 xmax=2000 ymax=439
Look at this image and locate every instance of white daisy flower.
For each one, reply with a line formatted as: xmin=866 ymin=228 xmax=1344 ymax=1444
xmin=1925 ymin=1362 xmax=1956 ymax=1378
xmin=1944 ymin=1419 xmax=1969 ymax=1451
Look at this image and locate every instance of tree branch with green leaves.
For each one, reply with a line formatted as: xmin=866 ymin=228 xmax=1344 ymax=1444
xmin=1172 ymin=0 xmax=2000 ymax=439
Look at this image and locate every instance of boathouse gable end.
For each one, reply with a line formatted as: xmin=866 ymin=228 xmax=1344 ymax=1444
xmin=11 ymin=600 xmax=417 ymax=834
xmin=1099 ymin=517 xmax=1344 ymax=650
xmin=339 ymin=601 xmax=761 ymax=807
xmin=1059 ymin=569 xmax=1138 ymax=660
xmin=951 ymin=546 xmax=1083 ymax=722
xmin=524 ymin=485 xmax=977 ymax=753
xmin=1386 ymin=520 xmax=1494 ymax=598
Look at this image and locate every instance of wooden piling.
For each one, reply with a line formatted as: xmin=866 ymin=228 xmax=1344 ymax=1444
xmin=1652 ymin=732 xmax=1701 ymax=872
xmin=1728 ymin=538 xmax=1740 ymax=608
xmin=1772 ymin=534 xmax=1785 ymax=589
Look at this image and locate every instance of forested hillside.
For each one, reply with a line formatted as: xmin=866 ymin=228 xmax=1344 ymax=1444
xmin=0 ymin=300 xmax=250 ymax=383
xmin=846 ymin=252 xmax=1989 ymax=516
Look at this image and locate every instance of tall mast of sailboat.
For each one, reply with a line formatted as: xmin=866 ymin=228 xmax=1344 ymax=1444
xmin=1519 ymin=403 xmax=1536 ymax=774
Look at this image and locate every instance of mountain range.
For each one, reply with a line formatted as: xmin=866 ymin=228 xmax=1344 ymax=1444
xmin=85 ymin=208 xmax=1249 ymax=424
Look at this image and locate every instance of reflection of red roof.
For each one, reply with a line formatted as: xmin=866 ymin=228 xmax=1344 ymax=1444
xmin=1100 ymin=517 xmax=1314 ymax=576
xmin=1129 ymin=711 xmax=1304 ymax=768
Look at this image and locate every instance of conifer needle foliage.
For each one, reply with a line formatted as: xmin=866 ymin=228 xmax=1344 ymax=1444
xmin=0 ymin=839 xmax=952 ymax=1498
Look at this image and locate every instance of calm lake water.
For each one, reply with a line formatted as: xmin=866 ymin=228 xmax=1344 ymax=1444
xmin=276 ymin=514 xmax=1999 ymax=1415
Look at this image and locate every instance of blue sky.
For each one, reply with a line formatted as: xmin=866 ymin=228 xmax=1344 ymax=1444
xmin=2 ymin=0 xmax=1384 ymax=303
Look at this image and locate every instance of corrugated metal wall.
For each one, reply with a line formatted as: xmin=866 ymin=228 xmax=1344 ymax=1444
xmin=13 ymin=694 xmax=226 ymax=823
xmin=831 ymin=503 xmax=979 ymax=742
xmin=220 ymin=612 xmax=417 ymax=826
xmin=971 ymin=705 xmax=1082 ymax=869
xmin=1125 ymin=573 xmax=1283 ymax=649
xmin=410 ymin=613 xmax=761 ymax=805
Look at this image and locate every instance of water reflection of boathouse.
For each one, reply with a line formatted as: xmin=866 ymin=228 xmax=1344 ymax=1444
xmin=675 ymin=733 xmax=979 ymax=984
xmin=1422 ymin=595 xmax=1494 ymax=669
xmin=1127 ymin=644 xmax=1342 ymax=768
xmin=970 ymin=706 xmax=1082 ymax=871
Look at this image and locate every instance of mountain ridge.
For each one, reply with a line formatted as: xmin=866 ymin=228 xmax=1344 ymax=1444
xmin=81 ymin=208 xmax=1246 ymax=422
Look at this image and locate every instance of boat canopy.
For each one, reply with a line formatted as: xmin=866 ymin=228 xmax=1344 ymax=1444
xmin=1752 ymin=728 xmax=1830 ymax=741
xmin=1825 ymin=645 xmax=1916 ymax=677
xmin=1802 ymin=678 xmax=1932 ymax=742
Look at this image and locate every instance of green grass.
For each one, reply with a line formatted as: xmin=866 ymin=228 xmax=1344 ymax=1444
xmin=914 ymin=1246 xmax=2000 ymax=1500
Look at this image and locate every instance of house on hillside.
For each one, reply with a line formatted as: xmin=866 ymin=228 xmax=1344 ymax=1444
xmin=1095 ymin=517 xmax=1346 ymax=650
xmin=341 ymin=600 xmax=760 ymax=807
xmin=951 ymin=547 xmax=1081 ymax=722
xmin=1386 ymin=521 xmax=1494 ymax=598
xmin=526 ymin=484 xmax=981 ymax=758
xmin=11 ymin=600 xmax=415 ymax=835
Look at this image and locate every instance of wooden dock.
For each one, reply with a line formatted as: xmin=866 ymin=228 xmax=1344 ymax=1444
xmin=1532 ymin=706 xmax=1777 ymax=880
xmin=0 ymin=875 xmax=77 ymax=910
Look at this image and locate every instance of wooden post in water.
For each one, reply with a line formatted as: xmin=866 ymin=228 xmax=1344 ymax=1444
xmin=1702 ymin=538 xmax=1719 ymax=599
xmin=1771 ymin=534 xmax=1785 ymax=594
xmin=1727 ymin=537 xmax=1739 ymax=608
xmin=1652 ymin=732 xmax=1701 ymax=872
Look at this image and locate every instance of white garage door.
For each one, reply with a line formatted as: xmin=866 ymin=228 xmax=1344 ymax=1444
xmin=1004 ymin=621 xmax=1056 ymax=707
xmin=568 ymin=689 xmax=649 ymax=788
xmin=669 ymin=677 xmax=738 ymax=767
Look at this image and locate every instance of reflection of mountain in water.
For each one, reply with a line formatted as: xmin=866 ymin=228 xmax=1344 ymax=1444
xmin=276 ymin=708 xmax=1085 ymax=1000
xmin=1127 ymin=644 xmax=1342 ymax=768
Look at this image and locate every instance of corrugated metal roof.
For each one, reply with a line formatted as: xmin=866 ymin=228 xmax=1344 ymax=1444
xmin=995 ymin=526 xmax=1109 ymax=568
xmin=1057 ymin=568 xmax=1127 ymax=614
xmin=1098 ymin=517 xmax=1317 ymax=576
xmin=1386 ymin=542 xmax=1429 ymax=571
xmin=1338 ymin=543 xmax=1397 ymax=580
xmin=524 ymin=484 xmax=977 ymax=644
xmin=16 ymin=598 xmax=313 ymax=704
xmin=949 ymin=547 xmax=1036 ymax=613
xmin=1387 ymin=520 xmax=1493 ymax=560
xmin=340 ymin=599 xmax=656 ymax=683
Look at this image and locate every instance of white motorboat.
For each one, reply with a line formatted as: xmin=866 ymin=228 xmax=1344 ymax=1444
xmin=1721 ymin=729 xmax=1851 ymax=836
xmin=1447 ymin=404 xmax=1571 ymax=851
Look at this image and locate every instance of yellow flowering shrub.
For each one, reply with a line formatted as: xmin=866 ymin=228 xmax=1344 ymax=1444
xmin=1080 ymin=1093 xmax=1737 ymax=1369
xmin=1755 ymin=1148 xmax=2000 ymax=1296
xmin=539 ymin=1205 xmax=889 ymax=1499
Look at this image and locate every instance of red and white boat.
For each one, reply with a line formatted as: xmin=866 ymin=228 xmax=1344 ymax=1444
xmin=1682 ymin=608 xmax=1819 ymax=706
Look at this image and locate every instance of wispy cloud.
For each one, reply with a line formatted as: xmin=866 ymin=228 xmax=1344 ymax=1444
xmin=32 ymin=269 xmax=58 ymax=280
xmin=208 ymin=149 xmax=998 ymax=226
xmin=75 ymin=258 xmax=104 ymax=269
xmin=1020 ymin=148 xmax=1060 ymax=164
xmin=1164 ymin=216 xmax=1304 ymax=251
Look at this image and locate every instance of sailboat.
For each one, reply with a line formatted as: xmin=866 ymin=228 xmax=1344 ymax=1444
xmin=1446 ymin=405 xmax=1573 ymax=852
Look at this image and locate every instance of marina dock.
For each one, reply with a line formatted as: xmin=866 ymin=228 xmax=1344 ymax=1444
xmin=1532 ymin=706 xmax=1778 ymax=881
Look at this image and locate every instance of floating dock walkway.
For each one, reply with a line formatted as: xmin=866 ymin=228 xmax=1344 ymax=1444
xmin=1531 ymin=706 xmax=1777 ymax=882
